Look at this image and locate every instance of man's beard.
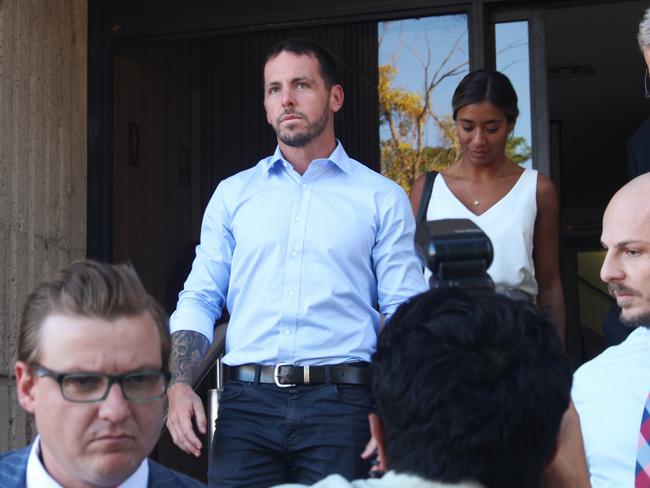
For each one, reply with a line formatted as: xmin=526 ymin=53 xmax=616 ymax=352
xmin=275 ymin=108 xmax=329 ymax=148
xmin=610 ymin=283 xmax=650 ymax=328
xmin=619 ymin=311 xmax=650 ymax=329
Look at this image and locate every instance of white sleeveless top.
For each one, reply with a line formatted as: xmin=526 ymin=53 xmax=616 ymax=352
xmin=425 ymin=168 xmax=539 ymax=297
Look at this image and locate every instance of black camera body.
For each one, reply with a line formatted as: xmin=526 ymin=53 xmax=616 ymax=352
xmin=415 ymin=219 xmax=495 ymax=292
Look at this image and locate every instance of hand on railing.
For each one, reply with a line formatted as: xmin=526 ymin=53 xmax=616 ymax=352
xmin=167 ymin=383 xmax=207 ymax=457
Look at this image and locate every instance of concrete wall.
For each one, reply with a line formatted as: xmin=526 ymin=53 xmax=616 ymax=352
xmin=0 ymin=0 xmax=87 ymax=450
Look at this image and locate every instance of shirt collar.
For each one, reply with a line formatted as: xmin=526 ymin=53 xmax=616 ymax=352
xmin=264 ymin=140 xmax=352 ymax=175
xmin=27 ymin=435 xmax=149 ymax=488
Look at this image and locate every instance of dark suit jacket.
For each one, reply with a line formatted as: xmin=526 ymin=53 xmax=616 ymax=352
xmin=628 ymin=115 xmax=650 ymax=178
xmin=0 ymin=445 xmax=206 ymax=487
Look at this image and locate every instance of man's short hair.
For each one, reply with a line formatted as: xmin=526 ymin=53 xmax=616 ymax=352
xmin=639 ymin=7 xmax=650 ymax=51
xmin=18 ymin=259 xmax=170 ymax=371
xmin=372 ymin=288 xmax=572 ymax=488
xmin=264 ymin=37 xmax=339 ymax=88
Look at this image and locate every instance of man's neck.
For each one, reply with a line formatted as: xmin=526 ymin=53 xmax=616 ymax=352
xmin=278 ymin=136 xmax=337 ymax=175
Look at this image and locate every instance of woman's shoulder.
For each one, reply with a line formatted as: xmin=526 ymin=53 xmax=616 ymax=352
xmin=532 ymin=170 xmax=559 ymax=210
xmin=533 ymin=170 xmax=557 ymax=194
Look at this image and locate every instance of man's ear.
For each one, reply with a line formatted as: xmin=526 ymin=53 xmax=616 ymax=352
xmin=15 ymin=361 xmax=37 ymax=415
xmin=329 ymin=84 xmax=344 ymax=114
xmin=368 ymin=412 xmax=388 ymax=472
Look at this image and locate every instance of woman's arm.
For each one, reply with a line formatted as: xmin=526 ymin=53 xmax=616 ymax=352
xmin=533 ymin=173 xmax=566 ymax=342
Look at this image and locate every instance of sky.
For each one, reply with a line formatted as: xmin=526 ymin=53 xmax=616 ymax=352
xmin=379 ymin=15 xmax=532 ymax=167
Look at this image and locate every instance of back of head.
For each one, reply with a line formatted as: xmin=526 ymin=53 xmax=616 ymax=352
xmin=452 ymin=69 xmax=519 ymax=123
xmin=18 ymin=259 xmax=170 ymax=370
xmin=372 ymin=288 xmax=571 ymax=488
xmin=264 ymin=37 xmax=339 ymax=88
xmin=639 ymin=7 xmax=650 ymax=51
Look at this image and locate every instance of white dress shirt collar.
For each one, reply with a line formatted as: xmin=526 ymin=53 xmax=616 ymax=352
xmin=26 ymin=435 xmax=149 ymax=488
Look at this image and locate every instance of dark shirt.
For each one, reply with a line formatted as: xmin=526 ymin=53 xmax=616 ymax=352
xmin=628 ymin=115 xmax=650 ymax=178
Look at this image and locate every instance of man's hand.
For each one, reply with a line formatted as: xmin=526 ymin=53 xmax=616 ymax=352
xmin=166 ymin=382 xmax=207 ymax=457
xmin=361 ymin=437 xmax=383 ymax=477
xmin=167 ymin=330 xmax=211 ymax=457
xmin=542 ymin=401 xmax=591 ymax=487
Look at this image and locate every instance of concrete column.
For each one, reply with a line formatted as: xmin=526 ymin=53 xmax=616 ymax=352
xmin=0 ymin=0 xmax=87 ymax=450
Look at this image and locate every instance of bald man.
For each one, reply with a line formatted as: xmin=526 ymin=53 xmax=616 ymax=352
xmin=572 ymin=173 xmax=650 ymax=487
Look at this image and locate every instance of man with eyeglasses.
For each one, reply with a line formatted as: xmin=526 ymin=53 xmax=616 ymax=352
xmin=0 ymin=260 xmax=205 ymax=487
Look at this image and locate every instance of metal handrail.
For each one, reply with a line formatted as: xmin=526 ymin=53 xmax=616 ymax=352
xmin=191 ymin=322 xmax=228 ymax=390
xmin=161 ymin=322 xmax=227 ymax=450
xmin=192 ymin=322 xmax=227 ymax=456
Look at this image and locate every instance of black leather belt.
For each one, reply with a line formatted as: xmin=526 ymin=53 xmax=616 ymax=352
xmin=227 ymin=363 xmax=371 ymax=387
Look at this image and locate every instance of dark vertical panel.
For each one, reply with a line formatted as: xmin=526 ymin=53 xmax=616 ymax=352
xmin=469 ymin=0 xmax=487 ymax=70
xmin=88 ymin=0 xmax=113 ymax=261
xmin=112 ymin=40 xmax=202 ymax=309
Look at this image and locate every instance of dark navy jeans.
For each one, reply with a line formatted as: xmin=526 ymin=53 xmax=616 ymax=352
xmin=208 ymin=380 xmax=374 ymax=488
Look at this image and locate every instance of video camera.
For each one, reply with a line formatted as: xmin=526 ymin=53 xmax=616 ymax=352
xmin=415 ymin=218 xmax=495 ymax=292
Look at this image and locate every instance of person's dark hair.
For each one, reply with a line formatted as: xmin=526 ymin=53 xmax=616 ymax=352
xmin=264 ymin=37 xmax=339 ymax=88
xmin=372 ymin=288 xmax=571 ymax=488
xmin=452 ymin=69 xmax=519 ymax=123
xmin=18 ymin=259 xmax=171 ymax=372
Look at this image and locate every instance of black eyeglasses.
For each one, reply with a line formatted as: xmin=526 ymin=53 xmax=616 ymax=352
xmin=645 ymin=68 xmax=649 ymax=99
xmin=32 ymin=363 xmax=170 ymax=403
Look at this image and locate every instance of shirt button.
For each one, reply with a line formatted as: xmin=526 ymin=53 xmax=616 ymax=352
xmin=295 ymin=216 xmax=301 ymax=221
xmin=290 ymin=251 xmax=297 ymax=257
xmin=284 ymin=329 xmax=291 ymax=336
xmin=288 ymin=289 xmax=294 ymax=296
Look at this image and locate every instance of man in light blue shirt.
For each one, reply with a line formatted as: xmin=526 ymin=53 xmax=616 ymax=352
xmin=165 ymin=37 xmax=426 ymax=488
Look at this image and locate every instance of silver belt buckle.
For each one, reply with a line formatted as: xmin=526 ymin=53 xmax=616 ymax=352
xmin=274 ymin=363 xmax=296 ymax=388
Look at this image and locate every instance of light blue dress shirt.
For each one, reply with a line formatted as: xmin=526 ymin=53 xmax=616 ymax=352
xmin=170 ymin=142 xmax=427 ymax=366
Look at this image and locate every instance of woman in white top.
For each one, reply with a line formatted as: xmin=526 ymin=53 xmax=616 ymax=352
xmin=410 ymin=69 xmax=565 ymax=340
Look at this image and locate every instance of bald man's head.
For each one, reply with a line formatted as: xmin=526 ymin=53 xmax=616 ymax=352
xmin=600 ymin=174 xmax=650 ymax=327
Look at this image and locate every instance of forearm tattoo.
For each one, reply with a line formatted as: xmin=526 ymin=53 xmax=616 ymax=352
xmin=169 ymin=330 xmax=210 ymax=386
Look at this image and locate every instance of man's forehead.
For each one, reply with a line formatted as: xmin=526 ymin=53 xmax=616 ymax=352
xmin=38 ymin=312 xmax=161 ymax=366
xmin=601 ymin=207 xmax=650 ymax=248
xmin=264 ymin=52 xmax=320 ymax=79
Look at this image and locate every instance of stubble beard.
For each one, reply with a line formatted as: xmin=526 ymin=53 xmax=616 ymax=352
xmin=619 ymin=309 xmax=650 ymax=329
xmin=275 ymin=108 xmax=329 ymax=148
xmin=610 ymin=283 xmax=650 ymax=329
